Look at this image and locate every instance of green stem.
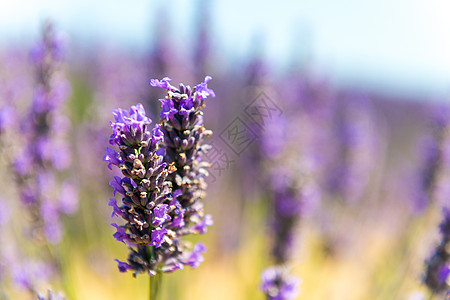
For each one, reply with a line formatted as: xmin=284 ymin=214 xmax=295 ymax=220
xmin=149 ymin=273 xmax=152 ymax=300
xmin=149 ymin=272 xmax=162 ymax=300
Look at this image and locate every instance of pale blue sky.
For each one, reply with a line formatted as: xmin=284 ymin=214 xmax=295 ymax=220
xmin=1 ymin=0 xmax=450 ymax=98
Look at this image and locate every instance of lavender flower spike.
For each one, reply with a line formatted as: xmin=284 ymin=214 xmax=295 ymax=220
xmin=13 ymin=21 xmax=76 ymax=246
xmin=106 ymin=103 xmax=176 ymax=275
xmin=150 ymin=77 xmax=214 ymax=243
xmin=106 ymin=99 xmax=212 ymax=277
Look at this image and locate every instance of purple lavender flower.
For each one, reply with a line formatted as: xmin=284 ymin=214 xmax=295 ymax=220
xmin=106 ymin=100 xmax=211 ymax=276
xmin=12 ymin=22 xmax=77 ymax=248
xmin=2 ymin=22 xmax=77 ymax=296
xmin=424 ymin=206 xmax=450 ymax=294
xmin=150 ymin=76 xmax=214 ymax=240
xmin=261 ymin=266 xmax=300 ymax=300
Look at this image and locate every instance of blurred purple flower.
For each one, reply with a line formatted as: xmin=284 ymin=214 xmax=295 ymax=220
xmin=193 ymin=214 xmax=213 ymax=234
xmin=150 ymin=77 xmax=174 ymax=90
xmin=183 ymin=243 xmax=207 ymax=268
xmin=13 ymin=22 xmax=77 ymax=247
xmin=261 ymin=266 xmax=300 ymax=300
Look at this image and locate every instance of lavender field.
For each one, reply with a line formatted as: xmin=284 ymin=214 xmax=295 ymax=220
xmin=0 ymin=2 xmax=449 ymax=300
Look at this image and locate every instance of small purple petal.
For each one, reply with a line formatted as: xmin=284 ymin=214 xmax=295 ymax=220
xmin=159 ymin=98 xmax=178 ymax=121
xmin=110 ymin=176 xmax=126 ymax=196
xmin=151 ymin=124 xmax=164 ymax=145
xmin=109 ymin=198 xmax=125 ymax=218
xmin=151 ymin=228 xmax=167 ymax=248
xmin=179 ymin=97 xmax=194 ymax=117
xmin=184 ymin=243 xmax=207 ymax=268
xmin=152 ymin=204 xmax=171 ymax=226
xmin=111 ymin=223 xmax=127 ymax=244
xmin=194 ymin=214 xmax=213 ymax=234
xmin=104 ymin=147 xmax=122 ymax=170
xmin=171 ymin=214 xmax=185 ymax=228
xmin=150 ymin=77 xmax=175 ymax=90
xmin=196 ymin=76 xmax=215 ymax=99
xmin=173 ymin=189 xmax=182 ymax=199
xmin=115 ymin=259 xmax=131 ymax=273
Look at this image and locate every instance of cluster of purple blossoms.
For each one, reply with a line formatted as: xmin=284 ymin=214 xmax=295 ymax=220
xmin=105 ymin=76 xmax=214 ymax=276
xmin=424 ymin=206 xmax=450 ymax=294
xmin=13 ymin=22 xmax=77 ymax=245
xmin=150 ymin=76 xmax=214 ymax=236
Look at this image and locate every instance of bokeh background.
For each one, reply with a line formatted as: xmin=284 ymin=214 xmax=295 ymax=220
xmin=0 ymin=0 xmax=449 ymax=299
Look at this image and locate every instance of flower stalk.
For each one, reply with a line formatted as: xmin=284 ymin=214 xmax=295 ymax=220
xmin=105 ymin=76 xmax=215 ymax=289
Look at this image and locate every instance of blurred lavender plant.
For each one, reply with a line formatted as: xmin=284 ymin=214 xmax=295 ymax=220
xmin=414 ymin=105 xmax=450 ymax=211
xmin=14 ymin=22 xmax=77 ymax=245
xmin=106 ymin=75 xmax=214 ymax=283
xmin=259 ymin=96 xmax=319 ymax=299
xmin=423 ymin=206 xmax=450 ymax=295
xmin=9 ymin=22 xmax=77 ymax=294
xmin=260 ymin=168 xmax=303 ymax=300
xmin=325 ymin=93 xmax=377 ymax=204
